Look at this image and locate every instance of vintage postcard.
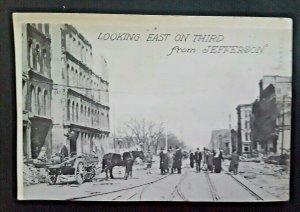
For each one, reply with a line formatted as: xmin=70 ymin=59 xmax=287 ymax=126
xmin=14 ymin=13 xmax=292 ymax=201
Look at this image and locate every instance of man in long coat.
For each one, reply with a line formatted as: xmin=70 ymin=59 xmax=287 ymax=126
xmin=194 ymin=148 xmax=202 ymax=173
xmin=159 ymin=148 xmax=168 ymax=175
xmin=174 ymin=146 xmax=183 ymax=174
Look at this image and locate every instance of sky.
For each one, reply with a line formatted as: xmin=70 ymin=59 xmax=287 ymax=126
xmin=75 ymin=16 xmax=292 ymax=149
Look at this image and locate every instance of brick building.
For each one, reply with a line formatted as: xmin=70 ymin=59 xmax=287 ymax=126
xmin=50 ymin=24 xmax=110 ymax=158
xmin=236 ymin=104 xmax=252 ymax=155
xmin=22 ymin=24 xmax=53 ymax=159
xmin=251 ymin=76 xmax=291 ymax=154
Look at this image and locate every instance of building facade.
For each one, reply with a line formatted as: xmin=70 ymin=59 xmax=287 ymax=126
xmin=51 ymin=24 xmax=110 ymax=159
xmin=251 ymin=76 xmax=291 ymax=154
xmin=22 ymin=24 xmax=53 ymax=159
xmin=236 ymin=104 xmax=252 ymax=155
xmin=208 ymin=129 xmax=232 ymax=155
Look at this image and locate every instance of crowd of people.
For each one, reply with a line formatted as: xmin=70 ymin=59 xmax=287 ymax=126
xmin=144 ymin=146 xmax=240 ymax=175
xmin=144 ymin=146 xmax=184 ymax=175
xmin=158 ymin=146 xmax=183 ymax=175
xmin=189 ymin=147 xmax=239 ymax=174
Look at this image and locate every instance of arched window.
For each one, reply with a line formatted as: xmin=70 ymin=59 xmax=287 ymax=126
xmin=28 ymin=39 xmax=33 ymax=68
xmin=88 ymin=107 xmax=90 ymax=125
xmin=43 ymin=90 xmax=48 ymax=116
xmin=76 ymin=103 xmax=79 ymax=122
xmin=80 ymin=104 xmax=83 ymax=123
xmin=22 ymin=80 xmax=26 ymax=110
xmin=75 ymin=69 xmax=78 ymax=86
xmin=67 ymin=99 xmax=70 ymax=121
xmin=84 ymin=106 xmax=87 ymax=124
xmin=37 ymin=87 xmax=42 ymax=115
xmin=83 ymin=75 xmax=85 ymax=90
xmin=42 ymin=49 xmax=47 ymax=74
xmin=91 ymin=109 xmax=94 ymax=126
xmin=71 ymin=67 xmax=74 ymax=85
xmin=35 ymin=44 xmax=41 ymax=72
xmin=30 ymin=85 xmax=36 ymax=113
xmin=71 ymin=101 xmax=75 ymax=122
xmin=79 ymin=72 xmax=82 ymax=87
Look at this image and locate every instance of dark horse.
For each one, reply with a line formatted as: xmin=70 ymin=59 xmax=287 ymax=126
xmin=101 ymin=151 xmax=145 ymax=180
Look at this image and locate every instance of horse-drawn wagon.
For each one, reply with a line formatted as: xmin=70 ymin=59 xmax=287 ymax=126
xmin=47 ymin=154 xmax=98 ymax=185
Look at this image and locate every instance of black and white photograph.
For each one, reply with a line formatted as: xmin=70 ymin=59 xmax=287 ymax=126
xmin=14 ymin=13 xmax=292 ymax=201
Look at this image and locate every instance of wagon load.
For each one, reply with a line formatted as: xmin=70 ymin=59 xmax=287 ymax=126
xmin=47 ymin=154 xmax=99 ymax=185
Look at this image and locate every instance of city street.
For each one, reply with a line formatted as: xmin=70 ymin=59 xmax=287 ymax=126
xmin=23 ymin=159 xmax=279 ymax=201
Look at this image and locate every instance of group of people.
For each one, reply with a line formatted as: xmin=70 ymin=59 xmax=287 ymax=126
xmin=189 ymin=147 xmax=224 ymax=173
xmin=189 ymin=148 xmax=240 ymax=175
xmin=159 ymin=146 xmax=183 ymax=175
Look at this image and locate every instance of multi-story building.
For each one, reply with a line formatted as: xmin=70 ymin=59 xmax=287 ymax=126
xmin=208 ymin=129 xmax=232 ymax=154
xmin=251 ymin=75 xmax=291 ymax=154
xmin=22 ymin=24 xmax=53 ymax=159
xmin=51 ymin=24 xmax=110 ymax=158
xmin=236 ymin=104 xmax=252 ymax=155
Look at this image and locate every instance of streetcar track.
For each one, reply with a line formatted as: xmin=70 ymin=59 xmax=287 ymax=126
xmin=170 ymin=167 xmax=188 ymax=201
xmin=205 ymin=173 xmax=221 ymax=201
xmin=67 ymin=173 xmax=171 ymax=201
xmin=226 ymin=173 xmax=264 ymax=200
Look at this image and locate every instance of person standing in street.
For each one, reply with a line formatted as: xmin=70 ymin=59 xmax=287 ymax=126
xmin=174 ymin=146 xmax=183 ymax=174
xmin=194 ymin=148 xmax=202 ymax=173
xmin=159 ymin=148 xmax=168 ymax=175
xmin=214 ymin=149 xmax=224 ymax=173
xmin=207 ymin=150 xmax=214 ymax=172
xmin=145 ymin=150 xmax=153 ymax=174
xmin=167 ymin=147 xmax=175 ymax=174
xmin=189 ymin=152 xmax=195 ymax=168
xmin=229 ymin=149 xmax=239 ymax=175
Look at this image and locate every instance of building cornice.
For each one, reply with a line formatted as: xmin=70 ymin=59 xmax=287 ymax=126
xmin=67 ymin=88 xmax=110 ymax=110
xmin=29 ymin=69 xmax=53 ymax=83
xmin=27 ymin=24 xmax=51 ymax=43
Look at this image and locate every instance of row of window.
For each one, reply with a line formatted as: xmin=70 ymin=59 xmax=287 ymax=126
xmin=31 ymin=24 xmax=50 ymax=36
xmin=65 ymin=32 xmax=92 ymax=66
xmin=66 ymin=63 xmax=101 ymax=102
xmin=27 ymin=39 xmax=50 ymax=76
xmin=67 ymin=99 xmax=107 ymax=127
xmin=27 ymin=84 xmax=50 ymax=116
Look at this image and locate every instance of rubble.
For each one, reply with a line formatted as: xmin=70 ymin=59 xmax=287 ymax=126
xmin=23 ymin=163 xmax=48 ymax=186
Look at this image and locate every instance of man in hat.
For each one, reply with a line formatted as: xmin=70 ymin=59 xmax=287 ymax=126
xmin=159 ymin=148 xmax=167 ymax=175
xmin=174 ymin=146 xmax=183 ymax=174
xmin=145 ymin=150 xmax=153 ymax=174
xmin=194 ymin=148 xmax=202 ymax=173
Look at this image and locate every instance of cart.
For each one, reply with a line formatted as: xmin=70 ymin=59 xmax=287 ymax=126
xmin=47 ymin=154 xmax=98 ymax=185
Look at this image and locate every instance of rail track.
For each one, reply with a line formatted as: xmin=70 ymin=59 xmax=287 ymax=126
xmin=66 ymin=165 xmax=264 ymax=201
xmin=205 ymin=173 xmax=221 ymax=201
xmin=67 ymin=172 xmax=171 ymax=201
xmin=169 ymin=167 xmax=188 ymax=201
xmin=226 ymin=173 xmax=264 ymax=200
xmin=205 ymin=169 xmax=264 ymax=201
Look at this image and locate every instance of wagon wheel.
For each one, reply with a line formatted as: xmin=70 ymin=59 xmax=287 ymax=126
xmin=75 ymin=162 xmax=85 ymax=184
xmin=85 ymin=167 xmax=96 ymax=182
xmin=48 ymin=175 xmax=57 ymax=185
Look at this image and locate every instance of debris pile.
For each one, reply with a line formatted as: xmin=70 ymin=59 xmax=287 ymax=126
xmin=23 ymin=163 xmax=48 ymax=186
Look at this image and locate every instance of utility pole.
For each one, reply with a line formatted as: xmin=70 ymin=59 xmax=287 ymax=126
xmin=228 ymin=113 xmax=232 ymax=154
xmin=281 ymin=96 xmax=285 ymax=157
xmin=165 ymin=123 xmax=168 ymax=150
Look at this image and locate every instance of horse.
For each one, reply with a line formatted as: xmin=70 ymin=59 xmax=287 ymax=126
xmin=101 ymin=150 xmax=145 ymax=180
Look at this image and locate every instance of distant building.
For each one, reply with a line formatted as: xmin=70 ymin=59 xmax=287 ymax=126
xmin=230 ymin=129 xmax=238 ymax=153
xmin=51 ymin=24 xmax=110 ymax=158
xmin=208 ymin=129 xmax=231 ymax=154
xmin=22 ymin=24 xmax=53 ymax=159
xmin=251 ymin=75 xmax=291 ymax=154
xmin=236 ymin=104 xmax=252 ymax=155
